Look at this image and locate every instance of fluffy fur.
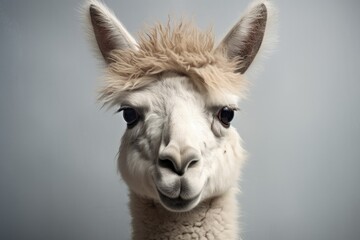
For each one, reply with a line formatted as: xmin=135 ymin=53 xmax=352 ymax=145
xmin=99 ymin=21 xmax=246 ymax=106
xmin=83 ymin=0 xmax=276 ymax=239
xmin=116 ymin=74 xmax=245 ymax=239
xmin=129 ymin=189 xmax=239 ymax=239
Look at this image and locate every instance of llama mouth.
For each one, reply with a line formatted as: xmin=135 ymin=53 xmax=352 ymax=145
xmin=157 ymin=190 xmax=201 ymax=212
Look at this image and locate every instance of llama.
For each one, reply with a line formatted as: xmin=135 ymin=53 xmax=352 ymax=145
xmin=84 ymin=0 xmax=275 ymax=239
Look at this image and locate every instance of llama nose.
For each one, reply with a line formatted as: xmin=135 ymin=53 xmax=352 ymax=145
xmin=158 ymin=145 xmax=200 ymax=176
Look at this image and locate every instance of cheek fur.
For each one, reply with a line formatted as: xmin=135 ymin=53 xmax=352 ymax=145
xmin=119 ymin=145 xmax=158 ymax=199
xmin=202 ymin=136 xmax=244 ymax=199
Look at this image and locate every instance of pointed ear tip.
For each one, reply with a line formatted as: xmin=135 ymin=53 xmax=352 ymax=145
xmin=89 ymin=5 xmax=103 ymax=21
xmin=87 ymin=1 xmax=110 ymax=23
xmin=250 ymin=1 xmax=278 ymax=28
xmin=250 ymin=0 xmax=276 ymax=13
xmin=86 ymin=0 xmax=105 ymax=13
xmin=89 ymin=4 xmax=96 ymax=15
xmin=82 ymin=1 xmax=99 ymax=19
xmin=260 ymin=0 xmax=278 ymax=14
xmin=88 ymin=1 xmax=102 ymax=13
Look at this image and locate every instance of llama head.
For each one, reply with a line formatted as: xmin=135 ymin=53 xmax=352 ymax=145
xmin=85 ymin=0 xmax=275 ymax=212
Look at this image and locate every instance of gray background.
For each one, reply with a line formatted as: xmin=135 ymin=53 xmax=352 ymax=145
xmin=1 ymin=0 xmax=359 ymax=239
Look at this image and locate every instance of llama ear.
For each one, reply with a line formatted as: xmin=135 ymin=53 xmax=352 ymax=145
xmin=216 ymin=1 xmax=275 ymax=74
xmin=85 ymin=0 xmax=137 ymax=64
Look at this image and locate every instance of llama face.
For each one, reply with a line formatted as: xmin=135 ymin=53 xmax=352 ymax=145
xmin=116 ymin=72 xmax=244 ymax=212
xmin=85 ymin=0 xmax=272 ymax=212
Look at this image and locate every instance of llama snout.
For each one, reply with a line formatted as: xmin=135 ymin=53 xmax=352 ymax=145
xmin=158 ymin=144 xmax=201 ymax=176
xmin=153 ymin=143 xmax=206 ymax=211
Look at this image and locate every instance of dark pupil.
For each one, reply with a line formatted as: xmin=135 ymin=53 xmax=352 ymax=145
xmin=219 ymin=107 xmax=234 ymax=126
xmin=123 ymin=108 xmax=138 ymax=125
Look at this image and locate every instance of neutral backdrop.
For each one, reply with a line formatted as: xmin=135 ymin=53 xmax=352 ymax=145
xmin=1 ymin=0 xmax=360 ymax=239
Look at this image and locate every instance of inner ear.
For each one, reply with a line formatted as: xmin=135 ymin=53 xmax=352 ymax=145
xmin=87 ymin=2 xmax=137 ymax=64
xmin=233 ymin=4 xmax=267 ymax=73
xmin=216 ymin=3 xmax=268 ymax=74
xmin=89 ymin=5 xmax=119 ymax=63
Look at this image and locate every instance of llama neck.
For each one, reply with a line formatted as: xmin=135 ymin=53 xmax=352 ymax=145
xmin=129 ymin=188 xmax=239 ymax=240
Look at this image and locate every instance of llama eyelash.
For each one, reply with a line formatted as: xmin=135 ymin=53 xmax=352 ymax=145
xmin=116 ymin=106 xmax=131 ymax=113
xmin=227 ymin=105 xmax=240 ymax=111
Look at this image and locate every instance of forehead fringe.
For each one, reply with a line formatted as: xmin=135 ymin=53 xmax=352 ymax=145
xmin=99 ymin=20 xmax=247 ymax=105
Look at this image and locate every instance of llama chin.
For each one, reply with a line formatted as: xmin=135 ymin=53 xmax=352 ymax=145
xmin=157 ymin=189 xmax=202 ymax=212
xmin=84 ymin=0 xmax=276 ymax=239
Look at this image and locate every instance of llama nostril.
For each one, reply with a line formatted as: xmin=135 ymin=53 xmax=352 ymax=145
xmin=158 ymin=145 xmax=201 ymax=175
xmin=159 ymin=158 xmax=178 ymax=174
xmin=158 ymin=157 xmax=199 ymax=176
xmin=187 ymin=159 xmax=199 ymax=169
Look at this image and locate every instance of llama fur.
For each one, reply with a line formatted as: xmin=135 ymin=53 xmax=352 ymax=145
xmin=83 ymin=0 xmax=276 ymax=239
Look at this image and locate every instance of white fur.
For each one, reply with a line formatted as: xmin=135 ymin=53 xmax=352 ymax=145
xmin=83 ymin=0 xmax=276 ymax=239
xmin=118 ymin=73 xmax=245 ymax=238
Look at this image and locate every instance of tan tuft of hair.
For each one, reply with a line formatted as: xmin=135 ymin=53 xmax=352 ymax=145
xmin=99 ymin=20 xmax=247 ymax=105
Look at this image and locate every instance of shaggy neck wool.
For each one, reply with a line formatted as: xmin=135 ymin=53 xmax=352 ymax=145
xmin=129 ymin=188 xmax=239 ymax=240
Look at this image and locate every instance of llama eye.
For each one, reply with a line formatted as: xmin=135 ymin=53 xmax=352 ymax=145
xmin=217 ymin=107 xmax=234 ymax=127
xmin=118 ymin=107 xmax=140 ymax=127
